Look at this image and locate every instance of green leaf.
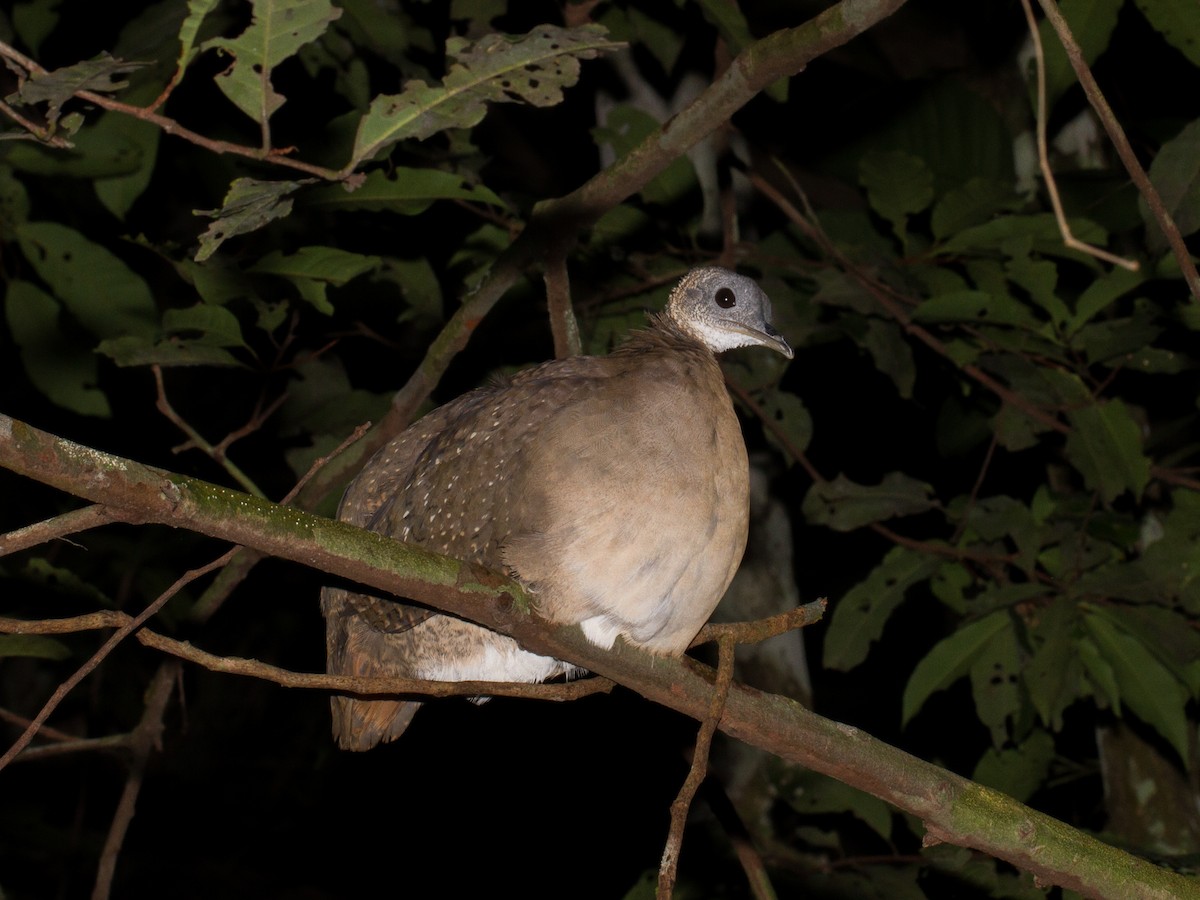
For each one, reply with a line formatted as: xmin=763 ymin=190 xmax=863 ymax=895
xmin=249 ymin=246 xmax=380 ymax=285
xmin=304 ymin=167 xmax=506 ymax=214
xmin=757 ymin=389 xmax=812 ymax=461
xmin=969 ymin=616 xmax=1022 ymax=746
xmin=12 ymin=52 xmax=145 ymax=126
xmin=2 ymin=109 xmax=146 ymax=179
xmin=1135 ymin=0 xmax=1200 ymax=66
xmin=1082 ymin=610 xmax=1191 ymax=762
xmin=4 ymin=280 xmax=110 ymax=417
xmin=1024 ymin=599 xmax=1081 ymax=731
xmin=162 ymin=304 xmax=247 ymax=348
xmin=350 ymin=24 xmax=622 ymax=165
xmin=97 ymin=334 xmax=243 ymax=368
xmin=803 ymin=472 xmax=936 ymax=532
xmin=858 ymin=149 xmax=933 ymax=243
xmin=0 ymin=633 xmax=70 ymax=660
xmin=1143 ymin=117 xmax=1200 ymax=250
xmin=169 ymin=0 xmax=222 ymax=88
xmin=592 ymin=105 xmax=695 ymax=205
xmin=783 ymin=771 xmax=894 ymax=841
xmin=203 ymin=0 xmax=342 ymax=126
xmin=902 ymin=611 xmax=1011 ymax=726
xmin=15 ymin=221 xmax=157 ymax=339
xmin=1064 ymin=399 xmax=1151 ymax=503
xmin=12 ymin=0 xmax=62 ymax=57
xmin=862 ymin=318 xmax=915 ymax=398
xmin=912 ymin=289 xmax=1041 ymax=329
xmin=973 ymin=729 xmax=1055 ymax=803
xmin=0 ymin=165 xmax=31 ymax=234
xmin=931 ymin=177 xmax=1021 ymax=240
xmin=936 ymin=213 xmax=1107 ymax=262
xmin=823 ymin=547 xmax=941 ymax=671
xmin=1036 ymin=0 xmax=1122 ymax=109
xmin=1068 ymin=266 xmax=1144 ymax=333
xmin=194 ymin=177 xmax=311 ymax=261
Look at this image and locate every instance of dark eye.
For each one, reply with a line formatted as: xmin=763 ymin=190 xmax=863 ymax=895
xmin=715 ymin=287 xmax=736 ymax=308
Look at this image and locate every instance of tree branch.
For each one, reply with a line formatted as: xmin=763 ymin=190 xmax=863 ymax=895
xmin=0 ymin=413 xmax=1191 ymax=898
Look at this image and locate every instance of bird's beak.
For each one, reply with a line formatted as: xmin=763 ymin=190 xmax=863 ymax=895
xmin=761 ymin=323 xmax=794 ymax=359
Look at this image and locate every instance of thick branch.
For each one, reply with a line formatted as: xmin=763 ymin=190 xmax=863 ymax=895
xmin=0 ymin=414 xmax=1190 ymax=898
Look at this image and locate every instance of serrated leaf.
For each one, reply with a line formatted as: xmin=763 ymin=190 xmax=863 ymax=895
xmin=4 ymin=279 xmax=110 ymax=417
xmin=859 ymin=149 xmax=933 ymax=243
xmin=304 ymin=167 xmax=506 ymax=214
xmin=1064 ymin=399 xmax=1151 ymax=503
xmin=204 ymin=0 xmax=342 ymax=126
xmin=194 ymin=177 xmax=310 ymax=261
xmin=1135 ymin=0 xmax=1200 ymax=66
xmin=350 ymin=24 xmax=622 ymax=165
xmin=1083 ymin=610 xmax=1190 ymax=762
xmin=0 ymin=633 xmax=70 ymax=661
xmin=803 ymin=471 xmax=936 ymax=532
xmin=15 ymin=221 xmax=157 ymax=339
xmin=1025 ymin=600 xmax=1080 ymax=731
xmin=823 ymin=547 xmax=941 ymax=671
xmin=902 ymin=611 xmax=1011 ymax=726
xmin=931 ymin=177 xmax=1021 ymax=240
xmin=1143 ymin=117 xmax=1200 ymax=251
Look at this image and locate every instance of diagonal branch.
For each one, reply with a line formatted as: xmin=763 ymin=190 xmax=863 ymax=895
xmin=0 ymin=413 xmax=1192 ymax=898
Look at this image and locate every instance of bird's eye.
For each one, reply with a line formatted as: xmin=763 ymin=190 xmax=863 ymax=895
xmin=715 ymin=287 xmax=736 ymax=308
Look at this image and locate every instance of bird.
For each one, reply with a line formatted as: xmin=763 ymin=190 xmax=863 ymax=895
xmin=320 ymin=266 xmax=793 ymax=750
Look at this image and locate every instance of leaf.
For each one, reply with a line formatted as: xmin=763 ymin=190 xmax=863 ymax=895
xmin=858 ymin=149 xmax=933 ymax=243
xmin=11 ymin=52 xmax=145 ymax=126
xmin=936 ymin=213 xmax=1107 ymax=262
xmin=193 ymin=177 xmax=311 ymax=261
xmin=783 ymin=771 xmax=894 ymax=841
xmin=1135 ymin=0 xmax=1200 ymax=66
xmin=757 ymin=389 xmax=812 ymax=460
xmin=304 ymin=168 xmax=506 ymax=214
xmin=162 ymin=304 xmax=247 ymax=348
xmin=592 ymin=105 xmax=695 ymax=205
xmin=169 ymin=0 xmax=222 ymax=89
xmin=931 ymin=177 xmax=1021 ymax=240
xmin=1143 ymin=117 xmax=1200 ymax=251
xmin=15 ymin=221 xmax=157 ymax=339
xmin=1024 ymin=600 xmax=1081 ymax=731
xmin=803 ymin=472 xmax=936 ymax=532
xmin=912 ymin=290 xmax=1041 ymax=329
xmin=350 ymin=24 xmax=622 ymax=165
xmin=1063 ymin=399 xmax=1151 ymax=503
xmin=902 ymin=611 xmax=1011 ymax=726
xmin=0 ymin=633 xmax=70 ymax=661
xmin=862 ymin=318 xmax=915 ymax=398
xmin=203 ymin=0 xmax=342 ymax=126
xmin=1083 ymin=610 xmax=1191 ymax=762
xmin=4 ymin=279 xmax=110 ymax=416
xmin=973 ymin=729 xmax=1055 ymax=804
xmin=97 ymin=334 xmax=243 ymax=368
xmin=249 ymin=246 xmax=380 ymax=314
xmin=823 ymin=547 xmax=941 ymax=671
xmin=968 ymin=617 xmax=1022 ymax=746
xmin=1067 ymin=266 xmax=1144 ymax=333
xmin=1035 ymin=0 xmax=1123 ymax=109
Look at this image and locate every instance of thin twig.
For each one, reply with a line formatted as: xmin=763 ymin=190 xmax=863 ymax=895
xmin=0 ymin=613 xmax=616 ymax=702
xmin=0 ymin=705 xmax=84 ymax=742
xmin=1033 ymin=0 xmax=1200 ymax=301
xmin=0 ymin=549 xmax=236 ymax=772
xmin=153 ymin=366 xmax=266 ymax=499
xmin=0 ymin=505 xmax=131 ymax=557
xmin=92 ymin=662 xmax=178 ymax=900
xmin=693 ymin=599 xmax=826 ymax=648
xmin=1019 ymin=0 xmax=1139 ymax=272
xmin=0 ymin=96 xmax=72 ymax=147
xmin=658 ymin=633 xmax=736 ymax=898
xmin=10 ymin=733 xmax=132 ymax=762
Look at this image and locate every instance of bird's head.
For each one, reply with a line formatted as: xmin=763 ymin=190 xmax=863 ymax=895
xmin=664 ymin=267 xmax=794 ymax=359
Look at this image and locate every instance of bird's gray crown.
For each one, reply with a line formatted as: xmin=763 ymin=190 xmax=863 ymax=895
xmin=664 ymin=266 xmax=793 ymax=359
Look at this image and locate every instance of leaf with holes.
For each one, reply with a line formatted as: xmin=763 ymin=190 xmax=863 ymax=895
xmin=969 ymin=615 xmax=1023 ymax=746
xmin=194 ymin=177 xmax=311 ymax=261
xmin=12 ymin=52 xmax=146 ymax=127
xmin=305 ymin=168 xmax=506 ymax=215
xmin=350 ymin=24 xmax=622 ymax=165
xmin=204 ymin=0 xmax=342 ymax=127
xmin=824 ymin=547 xmax=941 ymax=671
xmin=758 ymin=389 xmax=812 ymax=461
xmin=1135 ymin=0 xmax=1200 ymax=67
xmin=803 ymin=471 xmax=936 ymax=532
xmin=902 ymin=611 xmax=1011 ymax=726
